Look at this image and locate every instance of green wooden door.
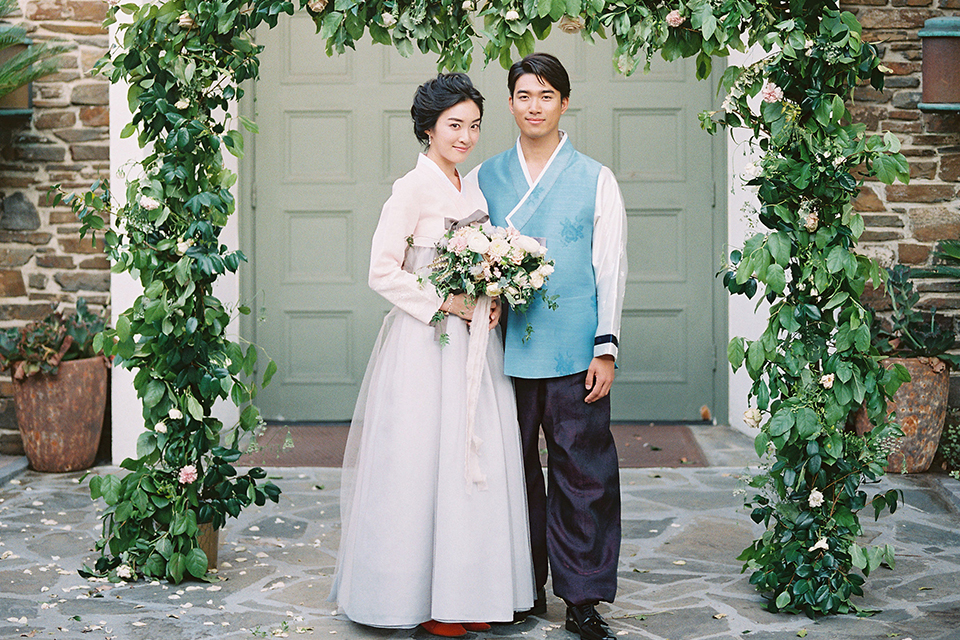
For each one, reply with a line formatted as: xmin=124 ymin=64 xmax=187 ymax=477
xmin=245 ymin=14 xmax=723 ymax=421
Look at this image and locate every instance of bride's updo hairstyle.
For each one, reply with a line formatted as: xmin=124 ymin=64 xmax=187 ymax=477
xmin=411 ymin=72 xmax=484 ymax=147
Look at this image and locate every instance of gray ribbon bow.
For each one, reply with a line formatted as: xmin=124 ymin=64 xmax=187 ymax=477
xmin=444 ymin=208 xmax=489 ymax=231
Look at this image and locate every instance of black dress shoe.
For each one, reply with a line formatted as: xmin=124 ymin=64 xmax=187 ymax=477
xmin=512 ymin=586 xmax=547 ymax=622
xmin=565 ymin=603 xmax=615 ymax=640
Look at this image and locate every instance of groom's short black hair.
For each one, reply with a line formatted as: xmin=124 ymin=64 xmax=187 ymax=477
xmin=507 ymin=53 xmax=570 ymax=100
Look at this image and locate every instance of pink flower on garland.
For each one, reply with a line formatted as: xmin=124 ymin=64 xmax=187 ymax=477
xmin=761 ymin=82 xmax=785 ymax=103
xmin=178 ymin=465 xmax=198 ymax=485
xmin=665 ymin=10 xmax=685 ymax=28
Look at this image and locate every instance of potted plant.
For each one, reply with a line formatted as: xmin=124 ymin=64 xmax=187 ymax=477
xmin=0 ymin=0 xmax=70 ymax=114
xmin=856 ymin=264 xmax=959 ymax=473
xmin=0 ymin=298 xmax=109 ymax=472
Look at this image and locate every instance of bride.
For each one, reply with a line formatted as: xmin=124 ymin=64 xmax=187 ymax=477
xmin=329 ymin=72 xmax=535 ymax=637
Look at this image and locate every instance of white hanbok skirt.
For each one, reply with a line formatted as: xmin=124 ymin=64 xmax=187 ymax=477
xmin=330 ymin=247 xmax=535 ymax=628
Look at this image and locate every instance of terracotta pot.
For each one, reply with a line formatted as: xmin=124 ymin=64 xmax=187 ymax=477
xmin=13 ymin=356 xmax=109 ymax=473
xmin=854 ymin=356 xmax=949 ymax=474
xmin=197 ymin=521 xmax=219 ymax=570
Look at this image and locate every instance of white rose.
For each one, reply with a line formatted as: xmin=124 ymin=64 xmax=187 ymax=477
xmin=307 ymin=0 xmax=328 ymax=12
xmin=178 ymin=12 xmax=195 ymax=29
xmin=804 ymin=210 xmax=819 ymax=232
xmin=169 ymin=408 xmax=183 ymax=420
xmin=467 ymin=230 xmax=491 ymax=254
xmin=154 ymin=421 xmax=167 ymax=434
xmin=140 ymin=196 xmax=161 ymax=211
xmin=743 ymin=408 xmax=762 ymax=428
xmin=462 ymin=0 xmax=474 ymax=10
xmin=558 ymin=15 xmax=585 ymax=34
xmin=176 ymin=238 xmax=194 ymax=255
xmin=808 ymin=489 xmax=824 ymax=508
xmin=505 ymin=9 xmax=520 ymax=20
xmin=537 ymin=263 xmax=554 ymax=277
xmin=116 ymin=565 xmax=133 ymax=579
xmin=486 ymin=282 xmax=503 ymax=296
xmin=175 ymin=99 xmax=190 ymax=110
xmin=819 ymin=373 xmax=835 ymax=389
xmin=487 ymin=238 xmax=510 ymax=260
xmin=511 ymin=234 xmax=543 ymax=256
xmin=513 ymin=272 xmax=528 ymax=286
xmin=382 ymin=12 xmax=397 ymax=27
xmin=529 ymin=271 xmax=545 ymax=289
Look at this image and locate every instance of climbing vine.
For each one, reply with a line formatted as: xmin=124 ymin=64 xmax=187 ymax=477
xmin=71 ymin=0 xmax=910 ymax=609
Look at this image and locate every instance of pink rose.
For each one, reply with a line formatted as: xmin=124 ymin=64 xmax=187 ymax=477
xmin=665 ymin=10 xmax=685 ymax=28
xmin=761 ymin=82 xmax=784 ymax=104
xmin=178 ymin=465 xmax=198 ymax=485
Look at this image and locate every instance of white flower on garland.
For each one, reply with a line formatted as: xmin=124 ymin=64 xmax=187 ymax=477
xmin=116 ymin=565 xmax=134 ymax=579
xmin=558 ymin=15 xmax=585 ymax=33
xmin=665 ymin=10 xmax=685 ymax=28
xmin=175 ymin=99 xmax=190 ymax=110
xmin=462 ymin=1 xmax=475 ymax=10
xmin=178 ymin=12 xmax=196 ymax=29
xmin=140 ymin=195 xmax=161 ymax=210
xmin=761 ymin=82 xmax=784 ymax=104
xmin=176 ymin=238 xmax=194 ymax=255
xmin=808 ymin=489 xmax=825 ymax=508
xmin=819 ymin=373 xmax=835 ymax=389
xmin=505 ymin=9 xmax=520 ymax=21
xmin=169 ymin=408 xmax=183 ymax=420
xmin=154 ymin=421 xmax=167 ymax=434
xmin=307 ymin=0 xmax=328 ymax=12
xmin=808 ymin=538 xmax=829 ymax=552
xmin=382 ymin=12 xmax=397 ymax=28
xmin=804 ymin=209 xmax=819 ymax=232
xmin=743 ymin=408 xmax=762 ymax=428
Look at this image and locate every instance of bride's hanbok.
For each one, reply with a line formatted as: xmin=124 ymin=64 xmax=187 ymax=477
xmin=330 ymin=154 xmax=535 ymax=627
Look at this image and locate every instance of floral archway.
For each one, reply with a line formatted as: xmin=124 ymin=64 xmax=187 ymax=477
xmin=68 ymin=0 xmax=910 ymax=617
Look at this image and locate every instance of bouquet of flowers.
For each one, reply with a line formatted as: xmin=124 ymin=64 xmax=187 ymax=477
xmin=428 ymin=221 xmax=558 ymax=342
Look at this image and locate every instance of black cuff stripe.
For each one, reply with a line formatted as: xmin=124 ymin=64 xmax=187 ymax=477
xmin=594 ymin=334 xmax=619 ymax=348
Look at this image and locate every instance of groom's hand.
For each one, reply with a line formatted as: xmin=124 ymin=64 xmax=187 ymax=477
xmin=584 ymin=355 xmax=615 ymax=403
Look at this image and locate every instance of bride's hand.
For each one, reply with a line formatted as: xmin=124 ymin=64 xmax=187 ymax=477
xmin=488 ymin=298 xmax=501 ymax=329
xmin=441 ymin=293 xmax=476 ymax=322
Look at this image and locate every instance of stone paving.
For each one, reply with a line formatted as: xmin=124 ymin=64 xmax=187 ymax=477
xmin=0 ymin=427 xmax=959 ymax=640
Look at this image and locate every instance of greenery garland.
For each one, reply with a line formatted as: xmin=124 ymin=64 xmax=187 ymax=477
xmin=66 ymin=0 xmax=911 ymax=609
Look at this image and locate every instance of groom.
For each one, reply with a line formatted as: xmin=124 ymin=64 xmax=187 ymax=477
xmin=476 ymin=53 xmax=627 ymax=640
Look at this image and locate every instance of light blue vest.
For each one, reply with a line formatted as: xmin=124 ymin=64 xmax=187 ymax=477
xmin=479 ymin=141 xmax=601 ymax=379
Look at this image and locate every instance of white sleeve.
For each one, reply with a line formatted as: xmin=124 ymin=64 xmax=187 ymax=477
xmin=368 ymin=183 xmax=444 ymax=325
xmin=592 ymin=166 xmax=627 ymax=359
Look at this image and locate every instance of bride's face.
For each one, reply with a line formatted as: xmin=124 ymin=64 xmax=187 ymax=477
xmin=426 ymin=100 xmax=481 ymax=171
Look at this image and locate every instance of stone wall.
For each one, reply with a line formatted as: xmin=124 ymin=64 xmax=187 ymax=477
xmin=0 ymin=0 xmax=109 ymax=454
xmin=841 ymin=0 xmax=960 ymax=401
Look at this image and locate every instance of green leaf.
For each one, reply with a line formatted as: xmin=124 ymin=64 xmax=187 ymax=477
xmin=754 ymin=431 xmax=770 ymax=457
xmin=262 ymin=359 xmax=278 ymax=388
xmin=185 ymin=394 xmax=204 ymax=421
xmin=767 ymin=232 xmax=791 ymax=266
xmin=100 ymin=474 xmax=121 ymax=505
xmin=767 ymin=410 xmax=794 ymax=437
xmin=796 ymin=407 xmax=820 ymax=440
xmin=185 ymin=547 xmax=208 ymax=578
xmin=766 ymin=264 xmax=786 ymax=294
xmin=775 ymin=590 xmax=791 ymax=609
xmin=143 ymin=379 xmax=165 ymax=407
xmin=168 ymin=552 xmax=185 ymax=583
xmin=728 ymin=337 xmax=745 ymax=370
xmin=136 ymin=431 xmax=158 ymax=458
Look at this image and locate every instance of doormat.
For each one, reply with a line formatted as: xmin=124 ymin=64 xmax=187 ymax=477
xmin=240 ymin=423 xmax=708 ymax=469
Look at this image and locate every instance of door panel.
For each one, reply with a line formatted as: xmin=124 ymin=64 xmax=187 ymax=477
xmin=248 ymin=16 xmax=721 ymax=421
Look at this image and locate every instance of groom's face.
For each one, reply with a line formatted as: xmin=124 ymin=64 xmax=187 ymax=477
xmin=508 ymin=73 xmax=568 ymax=141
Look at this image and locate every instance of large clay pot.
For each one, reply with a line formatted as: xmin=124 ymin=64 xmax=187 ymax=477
xmin=854 ymin=356 xmax=949 ymax=473
xmin=13 ymin=356 xmax=109 ymax=473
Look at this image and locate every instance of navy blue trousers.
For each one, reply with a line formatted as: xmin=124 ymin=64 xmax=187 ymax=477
xmin=514 ymin=372 xmax=621 ymax=605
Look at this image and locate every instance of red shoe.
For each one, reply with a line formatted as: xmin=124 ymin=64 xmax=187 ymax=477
xmin=421 ymin=620 xmax=467 ymax=637
xmin=462 ymin=623 xmax=491 ymax=631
